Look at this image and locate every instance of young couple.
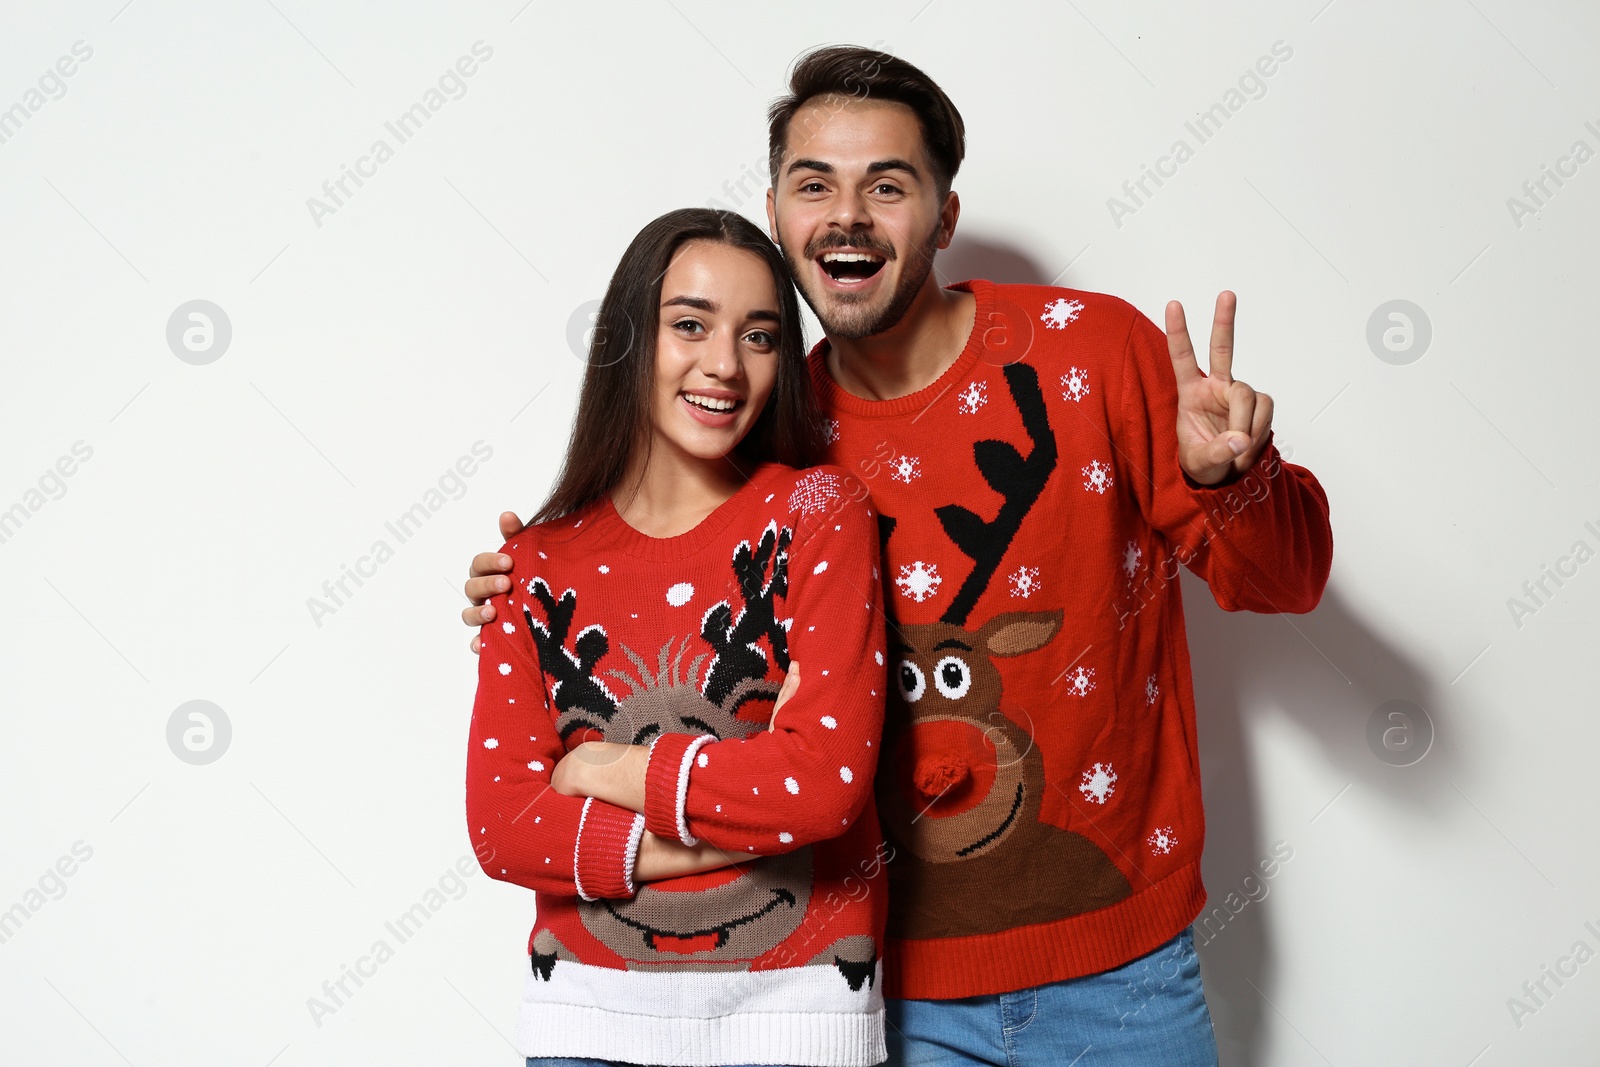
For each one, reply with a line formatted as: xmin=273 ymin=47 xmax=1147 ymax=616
xmin=464 ymin=46 xmax=1333 ymax=1067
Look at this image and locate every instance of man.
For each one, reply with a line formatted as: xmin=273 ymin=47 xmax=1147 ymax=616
xmin=462 ymin=47 xmax=1332 ymax=1066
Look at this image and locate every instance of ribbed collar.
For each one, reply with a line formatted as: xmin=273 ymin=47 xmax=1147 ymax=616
xmin=806 ymin=278 xmax=993 ymax=420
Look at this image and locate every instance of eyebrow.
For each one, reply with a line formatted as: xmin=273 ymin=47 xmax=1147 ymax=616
xmin=662 ymin=295 xmax=781 ymax=323
xmin=785 ymin=157 xmax=921 ymax=180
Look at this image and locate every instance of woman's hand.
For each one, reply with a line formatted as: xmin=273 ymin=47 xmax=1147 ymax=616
xmin=551 ymin=740 xmax=649 ymax=812
xmin=768 ymin=661 xmax=801 ymax=732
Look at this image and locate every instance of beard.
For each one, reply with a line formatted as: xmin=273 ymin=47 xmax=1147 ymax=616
xmin=785 ymin=220 xmax=942 ymax=341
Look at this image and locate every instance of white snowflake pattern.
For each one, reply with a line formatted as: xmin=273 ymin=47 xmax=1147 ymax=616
xmin=1122 ymin=540 xmax=1142 ymax=581
xmin=788 ymin=470 xmax=843 ymax=515
xmin=1064 ymin=666 xmax=1097 ymax=697
xmin=1082 ymin=460 xmax=1114 ymax=494
xmin=822 ymin=419 xmax=840 ymax=445
xmin=1008 ymin=565 xmax=1042 ymax=599
xmin=1145 ymin=674 xmax=1160 ymax=706
xmin=896 ymin=560 xmax=943 ymax=603
xmin=1061 ymin=366 xmax=1090 ymax=403
xmin=1147 ymin=826 xmax=1176 ymax=855
xmin=1079 ymin=761 xmax=1118 ymax=804
xmin=957 ymin=380 xmax=988 ymax=414
xmin=1041 ymin=297 xmax=1086 ymax=330
xmin=890 ymin=454 xmax=922 ymax=484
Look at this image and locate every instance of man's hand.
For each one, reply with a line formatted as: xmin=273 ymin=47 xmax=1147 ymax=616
xmin=1165 ymin=291 xmax=1275 ymax=487
xmin=463 ymin=511 xmax=528 ymax=652
xmin=768 ymin=661 xmax=801 ymax=732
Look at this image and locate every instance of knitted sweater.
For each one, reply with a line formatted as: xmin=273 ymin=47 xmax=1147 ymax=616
xmin=466 ymin=461 xmax=890 ymax=1066
xmin=809 ymin=279 xmax=1333 ymax=1000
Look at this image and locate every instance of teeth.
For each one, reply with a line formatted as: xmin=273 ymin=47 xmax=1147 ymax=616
xmin=821 ymin=252 xmax=884 ymax=263
xmin=684 ymin=393 xmax=737 ymax=412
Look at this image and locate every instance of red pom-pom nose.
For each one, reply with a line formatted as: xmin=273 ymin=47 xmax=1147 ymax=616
xmin=913 ymin=754 xmax=970 ymax=799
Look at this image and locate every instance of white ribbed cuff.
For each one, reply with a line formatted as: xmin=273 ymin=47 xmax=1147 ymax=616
xmin=672 ymin=734 xmax=718 ymax=846
xmin=574 ymin=796 xmax=596 ymax=901
xmin=621 ymin=811 xmax=646 ymax=895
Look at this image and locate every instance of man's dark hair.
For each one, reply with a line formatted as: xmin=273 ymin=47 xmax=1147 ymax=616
xmin=767 ymin=46 xmax=966 ymax=196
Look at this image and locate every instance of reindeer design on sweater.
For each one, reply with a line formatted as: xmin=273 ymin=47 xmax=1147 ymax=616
xmin=876 ymin=362 xmax=1133 ymax=940
xmin=524 ymin=522 xmax=877 ymax=984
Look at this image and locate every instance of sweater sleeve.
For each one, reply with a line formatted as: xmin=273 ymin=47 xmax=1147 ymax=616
xmin=466 ymin=561 xmax=646 ymax=900
xmin=641 ymin=487 xmax=887 ymax=855
xmin=1117 ymin=305 xmax=1334 ymax=614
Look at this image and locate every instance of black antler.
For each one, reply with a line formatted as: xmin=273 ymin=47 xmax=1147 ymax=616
xmin=702 ymin=521 xmax=792 ymax=705
xmin=523 ymin=578 xmax=619 ymax=731
xmin=936 ymin=362 xmax=1057 ymax=625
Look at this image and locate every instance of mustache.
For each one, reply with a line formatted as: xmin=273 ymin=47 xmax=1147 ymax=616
xmin=803 ymin=232 xmax=897 ymax=261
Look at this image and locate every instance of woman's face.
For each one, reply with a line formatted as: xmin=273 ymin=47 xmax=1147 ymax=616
xmin=649 ymin=239 xmax=782 ymax=464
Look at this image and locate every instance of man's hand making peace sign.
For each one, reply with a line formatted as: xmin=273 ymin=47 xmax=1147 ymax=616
xmin=1167 ymin=290 xmax=1275 ymax=487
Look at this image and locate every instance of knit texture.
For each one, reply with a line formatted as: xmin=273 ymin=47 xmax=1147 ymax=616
xmin=808 ymin=279 xmax=1334 ymax=999
xmin=467 ymin=461 xmax=891 ymax=1065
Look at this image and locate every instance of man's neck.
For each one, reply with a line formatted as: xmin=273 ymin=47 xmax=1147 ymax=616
xmin=825 ymin=279 xmax=977 ymax=402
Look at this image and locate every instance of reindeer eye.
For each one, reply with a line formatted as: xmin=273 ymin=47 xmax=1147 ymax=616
xmin=933 ymin=656 xmax=972 ymax=700
xmin=897 ymin=661 xmax=926 ymax=703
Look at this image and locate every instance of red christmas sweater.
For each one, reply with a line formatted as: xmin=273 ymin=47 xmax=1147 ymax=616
xmin=809 ymin=279 xmax=1333 ymax=1000
xmin=466 ymin=461 xmax=891 ymax=1066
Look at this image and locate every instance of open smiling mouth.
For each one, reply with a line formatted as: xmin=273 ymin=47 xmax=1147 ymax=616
xmin=819 ymin=250 xmax=887 ymax=283
xmin=681 ymin=392 xmax=741 ymax=415
xmin=598 ymin=888 xmax=798 ymax=954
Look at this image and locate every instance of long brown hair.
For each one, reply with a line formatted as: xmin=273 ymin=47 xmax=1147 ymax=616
xmin=531 ymin=208 xmax=826 ymax=525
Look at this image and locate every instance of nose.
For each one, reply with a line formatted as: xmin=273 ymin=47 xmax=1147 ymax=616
xmin=895 ymin=718 xmax=998 ymax=817
xmin=699 ymin=328 xmax=744 ymax=381
xmin=826 ymin=182 xmax=869 ymax=232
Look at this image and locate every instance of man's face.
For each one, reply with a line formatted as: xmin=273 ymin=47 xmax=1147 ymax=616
xmin=767 ymin=97 xmax=957 ymax=341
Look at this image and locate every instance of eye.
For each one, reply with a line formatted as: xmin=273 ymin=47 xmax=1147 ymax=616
xmin=873 ymin=183 xmax=902 ymax=196
xmin=743 ymin=328 xmax=776 ymax=349
xmin=672 ymin=318 xmax=706 ymax=335
xmin=897 ymin=660 xmax=926 ymax=703
xmin=933 ymin=656 xmax=971 ymax=700
xmin=800 ymin=180 xmax=827 ymax=194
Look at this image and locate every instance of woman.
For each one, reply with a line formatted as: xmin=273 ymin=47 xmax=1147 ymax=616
xmin=466 ymin=208 xmax=890 ymax=1067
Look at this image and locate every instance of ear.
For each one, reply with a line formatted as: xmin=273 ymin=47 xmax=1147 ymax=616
xmin=766 ymin=187 xmax=780 ymax=244
xmin=937 ymin=189 xmax=960 ymax=249
xmin=981 ymin=610 xmax=1062 ymax=658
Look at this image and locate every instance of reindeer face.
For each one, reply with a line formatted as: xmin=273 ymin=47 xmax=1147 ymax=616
xmin=522 ymin=523 xmax=809 ymax=970
xmin=877 ymin=611 xmax=1061 ymax=863
xmin=550 ymin=636 xmax=778 ymax=748
xmin=578 ymin=846 xmax=812 ymax=970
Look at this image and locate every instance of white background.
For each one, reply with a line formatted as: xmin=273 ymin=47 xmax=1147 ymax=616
xmin=1 ymin=1 xmax=1597 ymax=1064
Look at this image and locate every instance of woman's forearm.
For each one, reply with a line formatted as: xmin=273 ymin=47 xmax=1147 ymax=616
xmin=632 ymin=830 xmax=747 ymax=881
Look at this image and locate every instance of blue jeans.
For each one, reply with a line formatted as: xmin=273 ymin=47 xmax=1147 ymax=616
xmin=527 ymin=1061 xmax=796 ymax=1067
xmin=884 ymin=926 xmax=1217 ymax=1066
